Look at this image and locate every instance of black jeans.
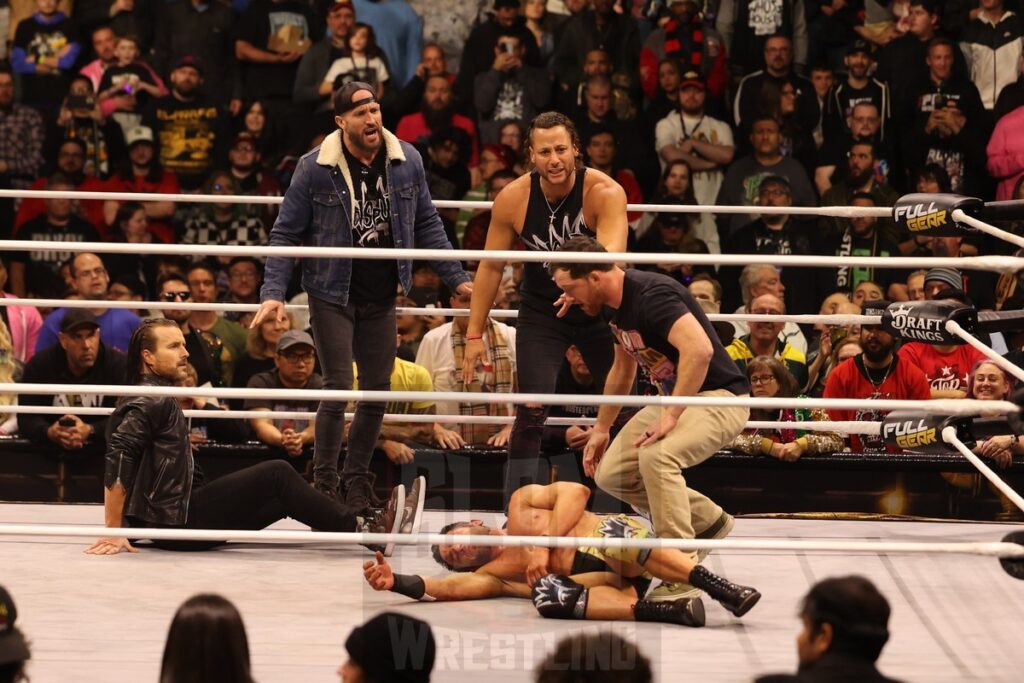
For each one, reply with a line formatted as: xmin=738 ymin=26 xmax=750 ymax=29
xmin=140 ymin=460 xmax=358 ymax=551
xmin=308 ymin=295 xmax=396 ymax=490
xmin=506 ymin=300 xmax=616 ymax=506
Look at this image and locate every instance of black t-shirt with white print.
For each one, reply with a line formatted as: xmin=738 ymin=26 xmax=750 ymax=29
xmin=344 ymin=144 xmax=398 ymax=302
xmin=606 ymin=270 xmax=749 ymax=397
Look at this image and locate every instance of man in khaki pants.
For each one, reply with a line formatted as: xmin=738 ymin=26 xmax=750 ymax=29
xmin=550 ymin=236 xmax=751 ymax=602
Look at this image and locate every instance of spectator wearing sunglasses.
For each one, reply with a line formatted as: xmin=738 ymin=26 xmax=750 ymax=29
xmin=152 ymin=272 xmax=223 ymax=387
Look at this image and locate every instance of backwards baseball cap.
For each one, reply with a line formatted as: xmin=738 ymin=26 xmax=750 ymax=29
xmin=276 ymin=330 xmax=315 ymax=354
xmin=345 ymin=612 xmax=436 ymax=683
xmin=679 ymin=70 xmax=705 ymax=90
xmin=334 ymin=81 xmax=377 ymax=115
xmin=0 ymin=585 xmax=30 ymax=666
xmin=173 ymin=55 xmax=203 ymax=76
xmin=125 ymin=125 xmax=154 ymax=147
xmin=60 ymin=309 xmax=100 ymax=335
xmin=924 ymin=267 xmax=964 ymax=292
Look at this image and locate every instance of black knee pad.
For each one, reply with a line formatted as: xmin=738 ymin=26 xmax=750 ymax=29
xmin=532 ymin=574 xmax=589 ymax=620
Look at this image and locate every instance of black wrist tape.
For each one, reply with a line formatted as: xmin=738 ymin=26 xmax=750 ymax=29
xmin=391 ymin=573 xmax=427 ymax=600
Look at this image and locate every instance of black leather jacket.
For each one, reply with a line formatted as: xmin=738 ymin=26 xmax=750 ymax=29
xmin=103 ymin=375 xmax=193 ymax=526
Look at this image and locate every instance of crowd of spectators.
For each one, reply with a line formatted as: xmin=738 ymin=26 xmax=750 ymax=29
xmin=0 ymin=0 xmax=1021 ymax=517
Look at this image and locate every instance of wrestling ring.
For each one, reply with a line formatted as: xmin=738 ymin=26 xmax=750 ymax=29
xmin=1 ymin=189 xmax=1023 ymax=681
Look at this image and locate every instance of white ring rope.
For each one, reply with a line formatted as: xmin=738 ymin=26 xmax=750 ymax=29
xmin=1 ymin=237 xmax=1018 ymax=273
xmin=2 ymin=382 xmax=1015 ymax=415
xmin=943 ymin=427 xmax=1024 ymax=515
xmin=0 ymin=188 xmax=894 ymax=218
xmin=0 ymin=522 xmax=1020 ymax=557
xmin=946 ymin=320 xmax=1024 ymax=385
xmin=952 ymin=209 xmax=1024 ymax=251
xmin=0 ymin=403 xmax=880 ymax=434
xmin=0 ymin=297 xmax=881 ymax=326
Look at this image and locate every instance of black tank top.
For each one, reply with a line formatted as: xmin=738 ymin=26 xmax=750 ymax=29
xmin=520 ymin=167 xmax=595 ymax=308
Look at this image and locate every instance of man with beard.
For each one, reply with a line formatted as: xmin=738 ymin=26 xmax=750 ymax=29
xmin=35 ymin=253 xmax=141 ymax=353
xmin=814 ymin=102 xmax=896 ymax=194
xmin=824 ymin=301 xmax=931 ymax=452
xmin=396 ymin=74 xmax=478 ymax=166
xmin=820 ymin=193 xmax=901 ymax=297
xmin=462 ymin=111 xmax=628 ymax=507
xmin=253 ymin=81 xmax=470 ymax=511
xmin=822 ymin=40 xmax=891 ymax=144
xmin=157 ymin=272 xmax=221 ymax=387
xmin=819 ymin=140 xmax=899 ymax=240
xmin=473 ymin=31 xmax=550 ymax=145
xmin=143 ymin=56 xmax=229 ymax=191
xmin=85 ymin=319 xmax=421 ymax=557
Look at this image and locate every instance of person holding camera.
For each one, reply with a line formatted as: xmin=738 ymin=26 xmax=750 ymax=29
xmin=473 ymin=30 xmax=551 ymax=145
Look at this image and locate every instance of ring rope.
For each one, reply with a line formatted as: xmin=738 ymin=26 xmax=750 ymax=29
xmin=0 ymin=522 xmax=1020 ymax=557
xmin=2 ymin=382 xmax=1014 ymax=415
xmin=1 ymin=238 xmax=1018 ymax=273
xmin=946 ymin=320 xmax=1024 ymax=385
xmin=952 ymin=208 xmax=1024 ymax=251
xmin=0 ymin=297 xmax=881 ymax=326
xmin=943 ymin=427 xmax=1024 ymax=514
xmin=0 ymin=403 xmax=880 ymax=434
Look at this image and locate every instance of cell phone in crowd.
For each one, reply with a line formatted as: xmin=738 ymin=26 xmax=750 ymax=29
xmin=407 ymin=285 xmax=439 ymax=308
xmin=58 ymin=417 xmax=76 ymax=428
xmin=67 ymin=94 xmax=95 ymax=110
xmin=502 ymin=41 xmax=515 ymax=55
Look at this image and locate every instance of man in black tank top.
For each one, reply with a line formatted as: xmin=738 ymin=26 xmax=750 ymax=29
xmin=462 ymin=112 xmax=629 ymax=508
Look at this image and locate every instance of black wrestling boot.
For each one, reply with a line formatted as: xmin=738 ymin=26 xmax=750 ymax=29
xmin=689 ymin=565 xmax=761 ymax=617
xmin=633 ymin=597 xmax=706 ymax=627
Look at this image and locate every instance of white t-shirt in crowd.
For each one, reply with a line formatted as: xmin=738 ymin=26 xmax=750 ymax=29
xmin=323 ymin=55 xmax=390 ymax=90
xmin=415 ymin=321 xmax=518 ymax=416
xmin=654 ymin=110 xmax=733 ymax=207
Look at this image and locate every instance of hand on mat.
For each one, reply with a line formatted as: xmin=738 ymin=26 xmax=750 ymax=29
xmin=250 ymin=299 xmax=286 ymax=328
xmin=553 ymin=293 xmax=576 ymax=318
xmin=633 ymin=412 xmax=679 ymax=448
xmin=85 ymin=537 xmax=137 ymax=555
xmin=364 ymin=551 xmax=394 ymax=591
xmin=526 ymin=546 xmax=550 ymax=586
xmin=487 ymin=424 xmax=512 ymax=448
xmin=583 ymin=428 xmax=610 ymax=478
xmin=461 ymin=338 xmax=487 ymax=384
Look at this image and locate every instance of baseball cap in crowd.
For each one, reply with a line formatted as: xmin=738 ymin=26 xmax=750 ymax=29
xmin=679 ymin=70 xmax=705 ymax=90
xmin=328 ymin=0 xmax=354 ymax=13
xmin=173 ymin=55 xmax=204 ymax=76
xmin=494 ymin=0 xmax=520 ymax=9
xmin=924 ymin=267 xmax=964 ymax=292
xmin=60 ymin=309 xmax=100 ymax=335
xmin=847 ymin=39 xmax=874 ymax=57
xmin=276 ymin=330 xmax=315 ymax=354
xmin=231 ymin=132 xmax=258 ymax=150
xmin=125 ymin=125 xmax=154 ymax=147
xmin=0 ymin=585 xmax=30 ymax=665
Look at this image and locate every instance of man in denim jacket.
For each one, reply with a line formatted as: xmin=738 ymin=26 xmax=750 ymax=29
xmin=253 ymin=81 xmax=471 ymax=511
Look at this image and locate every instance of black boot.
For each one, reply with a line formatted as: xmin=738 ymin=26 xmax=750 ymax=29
xmin=689 ymin=565 xmax=761 ymax=617
xmin=313 ymin=477 xmax=341 ymax=502
xmin=633 ymin=597 xmax=705 ymax=627
xmin=345 ymin=473 xmax=383 ymax=513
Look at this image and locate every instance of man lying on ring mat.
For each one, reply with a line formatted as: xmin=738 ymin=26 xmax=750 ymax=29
xmin=363 ymin=482 xmax=760 ymax=627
